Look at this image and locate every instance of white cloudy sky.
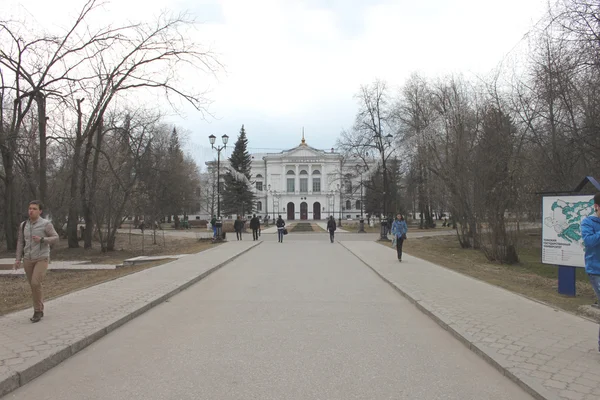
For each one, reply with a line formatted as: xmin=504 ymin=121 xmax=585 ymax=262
xmin=3 ymin=0 xmax=547 ymax=168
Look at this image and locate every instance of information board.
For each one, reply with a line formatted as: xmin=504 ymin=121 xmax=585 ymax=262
xmin=542 ymin=195 xmax=594 ymax=267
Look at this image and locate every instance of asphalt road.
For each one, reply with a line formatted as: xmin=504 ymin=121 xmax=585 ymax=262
xmin=8 ymin=239 xmax=532 ymax=400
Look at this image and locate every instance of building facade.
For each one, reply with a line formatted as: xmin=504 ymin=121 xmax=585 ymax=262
xmin=207 ymin=136 xmax=368 ymax=221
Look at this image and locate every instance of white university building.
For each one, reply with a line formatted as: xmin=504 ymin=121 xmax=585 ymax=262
xmin=206 ymin=135 xmax=369 ymax=221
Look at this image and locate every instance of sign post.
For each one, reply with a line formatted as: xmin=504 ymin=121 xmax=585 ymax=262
xmin=557 ymin=266 xmax=577 ymax=296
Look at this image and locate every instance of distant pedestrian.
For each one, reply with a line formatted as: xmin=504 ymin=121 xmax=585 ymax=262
xmin=327 ymin=216 xmax=336 ymax=243
xmin=582 ymin=193 xmax=600 ymax=351
xmin=276 ymin=215 xmax=286 ymax=243
xmin=210 ymin=215 xmax=217 ymax=238
xmin=391 ymin=213 xmax=408 ymax=262
xmin=234 ymin=215 xmax=244 ymax=240
xmin=250 ymin=214 xmax=260 ymax=241
xmin=13 ymin=200 xmax=59 ymax=323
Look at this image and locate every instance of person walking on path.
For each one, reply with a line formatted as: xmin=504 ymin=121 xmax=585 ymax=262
xmin=250 ymin=214 xmax=260 ymax=241
xmin=234 ymin=215 xmax=244 ymax=241
xmin=327 ymin=216 xmax=337 ymax=243
xmin=581 ymin=193 xmax=600 ymax=351
xmin=276 ymin=215 xmax=286 ymax=243
xmin=391 ymin=213 xmax=408 ymax=262
xmin=13 ymin=200 xmax=59 ymax=323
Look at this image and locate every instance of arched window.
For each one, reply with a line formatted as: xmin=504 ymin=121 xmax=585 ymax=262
xmin=355 ymin=200 xmax=361 ymax=210
xmin=286 ymin=170 xmax=295 ymax=175
xmin=257 ymin=201 xmax=262 ymax=211
xmin=346 ymin=200 xmax=351 ymax=210
xmin=256 ymin=174 xmax=263 ymax=178
xmin=299 ymin=170 xmax=308 ymax=175
xmin=312 ymin=169 xmax=321 ymax=175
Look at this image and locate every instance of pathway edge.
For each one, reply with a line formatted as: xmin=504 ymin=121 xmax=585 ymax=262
xmin=0 ymin=241 xmax=261 ymax=398
xmin=339 ymin=241 xmax=558 ymax=400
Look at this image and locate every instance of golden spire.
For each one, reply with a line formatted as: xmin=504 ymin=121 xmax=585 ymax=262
xmin=301 ymin=127 xmax=306 ymax=145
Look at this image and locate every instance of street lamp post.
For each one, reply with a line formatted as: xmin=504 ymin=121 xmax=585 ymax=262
xmin=266 ymin=184 xmax=271 ymax=227
xmin=208 ymin=134 xmax=229 ymax=239
xmin=356 ymin=165 xmax=366 ymax=233
xmin=337 ymin=183 xmax=342 ymax=227
xmin=375 ymin=132 xmax=393 ymax=241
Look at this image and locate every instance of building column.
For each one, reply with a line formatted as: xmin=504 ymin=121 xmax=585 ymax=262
xmin=295 ymin=164 xmax=299 ymax=194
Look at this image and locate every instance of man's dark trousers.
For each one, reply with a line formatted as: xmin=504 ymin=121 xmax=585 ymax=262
xmin=252 ymin=229 xmax=259 ymax=241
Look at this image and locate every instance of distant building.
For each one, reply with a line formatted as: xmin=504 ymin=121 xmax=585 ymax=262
xmin=206 ymin=134 xmax=369 ymax=221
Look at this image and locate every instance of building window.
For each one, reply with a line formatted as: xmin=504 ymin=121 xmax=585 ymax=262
xmin=256 ymin=181 xmax=263 ymax=191
xmin=356 ymin=200 xmax=361 ymax=210
xmin=346 ymin=200 xmax=351 ymax=210
xmin=345 ymin=180 xmax=352 ymax=194
xmin=300 ymin=178 xmax=308 ymax=193
xmin=257 ymin=201 xmax=262 ymax=211
xmin=313 ymin=178 xmax=321 ymax=193
xmin=312 ymin=169 xmax=321 ymax=175
xmin=287 ymin=178 xmax=295 ymax=193
xmin=256 ymin=174 xmax=263 ymax=178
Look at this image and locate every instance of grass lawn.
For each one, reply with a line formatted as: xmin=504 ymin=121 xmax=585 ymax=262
xmin=389 ymin=229 xmax=596 ymax=316
xmin=0 ymin=233 xmax=218 ymax=316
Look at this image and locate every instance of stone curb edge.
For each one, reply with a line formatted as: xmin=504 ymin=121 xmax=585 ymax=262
xmin=339 ymin=242 xmax=558 ymax=400
xmin=0 ymin=241 xmax=262 ymax=398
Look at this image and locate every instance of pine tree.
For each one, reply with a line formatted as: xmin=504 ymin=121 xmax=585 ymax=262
xmin=222 ymin=125 xmax=256 ymax=216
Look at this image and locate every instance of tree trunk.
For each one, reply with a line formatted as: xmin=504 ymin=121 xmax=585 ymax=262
xmin=1 ymin=156 xmax=18 ymax=251
xmin=36 ymin=93 xmax=47 ymax=205
xmin=68 ymin=99 xmax=85 ymax=248
xmin=83 ymin=119 xmax=103 ymax=248
xmin=67 ymin=140 xmax=82 ymax=248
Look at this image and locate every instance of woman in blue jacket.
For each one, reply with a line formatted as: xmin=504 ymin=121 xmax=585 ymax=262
xmin=582 ymin=193 xmax=600 ymax=351
xmin=391 ymin=213 xmax=408 ymax=262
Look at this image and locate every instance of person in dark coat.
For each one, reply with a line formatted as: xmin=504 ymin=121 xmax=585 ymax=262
xmin=234 ymin=215 xmax=244 ymax=240
xmin=276 ymin=215 xmax=285 ymax=243
xmin=250 ymin=214 xmax=260 ymax=241
xmin=326 ymin=216 xmax=336 ymax=243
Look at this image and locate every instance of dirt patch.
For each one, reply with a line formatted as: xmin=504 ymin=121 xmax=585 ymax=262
xmin=381 ymin=230 xmax=597 ymax=317
xmin=0 ymin=233 xmax=217 ymax=316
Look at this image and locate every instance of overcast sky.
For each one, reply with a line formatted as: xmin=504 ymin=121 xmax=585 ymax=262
xmin=3 ymin=0 xmax=548 ymax=169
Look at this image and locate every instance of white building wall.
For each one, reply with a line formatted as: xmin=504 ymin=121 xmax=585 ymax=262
xmin=206 ymin=140 xmax=372 ymax=221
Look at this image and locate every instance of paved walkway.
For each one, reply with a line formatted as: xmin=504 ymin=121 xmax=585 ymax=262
xmin=341 ymin=241 xmax=600 ymax=400
xmin=0 ymin=241 xmax=259 ymax=397
xmin=7 ymin=239 xmax=531 ymax=400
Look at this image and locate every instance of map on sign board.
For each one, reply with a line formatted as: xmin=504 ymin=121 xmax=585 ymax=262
xmin=542 ymin=195 xmax=594 ymax=267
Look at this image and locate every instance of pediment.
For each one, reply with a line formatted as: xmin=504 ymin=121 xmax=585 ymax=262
xmin=283 ymin=145 xmax=325 ymax=158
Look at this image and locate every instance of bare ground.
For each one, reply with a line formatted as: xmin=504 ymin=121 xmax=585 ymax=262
xmin=385 ymin=230 xmax=596 ymax=316
xmin=0 ymin=232 xmax=218 ymax=316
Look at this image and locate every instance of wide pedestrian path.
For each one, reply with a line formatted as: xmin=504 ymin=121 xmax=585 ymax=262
xmin=0 ymin=241 xmax=258 ymax=398
xmin=7 ymin=238 xmax=530 ymax=400
xmin=341 ymin=241 xmax=600 ymax=400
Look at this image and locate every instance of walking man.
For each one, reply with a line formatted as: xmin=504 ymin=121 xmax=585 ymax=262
xmin=276 ymin=215 xmax=286 ymax=243
xmin=391 ymin=213 xmax=408 ymax=262
xmin=582 ymin=193 xmax=600 ymax=351
xmin=250 ymin=214 xmax=260 ymax=241
xmin=13 ymin=200 xmax=59 ymax=323
xmin=234 ymin=215 xmax=244 ymax=240
xmin=327 ymin=215 xmax=336 ymax=243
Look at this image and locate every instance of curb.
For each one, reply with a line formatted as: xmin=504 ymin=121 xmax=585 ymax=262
xmin=339 ymin=242 xmax=557 ymax=400
xmin=0 ymin=242 xmax=261 ymax=398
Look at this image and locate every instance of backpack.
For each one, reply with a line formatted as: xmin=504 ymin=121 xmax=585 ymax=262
xmin=20 ymin=221 xmax=26 ymax=258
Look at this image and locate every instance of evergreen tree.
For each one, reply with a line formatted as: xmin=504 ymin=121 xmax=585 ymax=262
xmin=222 ymin=125 xmax=255 ymax=216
